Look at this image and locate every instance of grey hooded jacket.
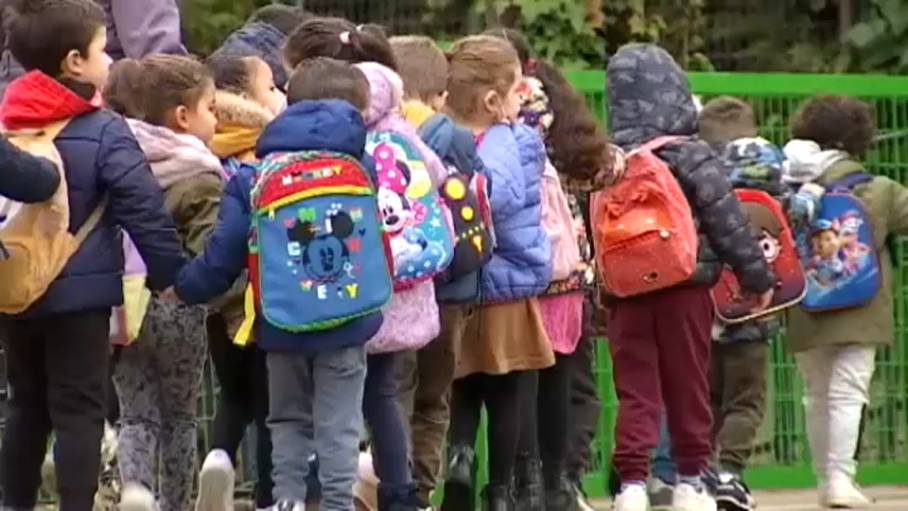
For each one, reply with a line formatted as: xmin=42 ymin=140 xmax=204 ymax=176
xmin=605 ymin=43 xmax=773 ymax=294
xmin=0 ymin=0 xmax=186 ymax=97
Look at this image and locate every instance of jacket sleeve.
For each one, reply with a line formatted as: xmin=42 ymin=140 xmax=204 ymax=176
xmin=110 ymin=0 xmax=187 ymax=58
xmin=0 ymin=138 xmax=60 ymax=203
xmin=171 ymin=174 xmax=223 ymax=258
xmin=414 ymin=136 xmax=448 ymax=188
xmin=477 ymin=126 xmax=526 ymax=219
xmin=667 ymin=143 xmax=774 ymax=294
xmin=885 ymin=177 xmax=908 ymax=236
xmin=174 ymin=168 xmax=252 ymax=305
xmin=97 ymin=116 xmax=184 ymax=291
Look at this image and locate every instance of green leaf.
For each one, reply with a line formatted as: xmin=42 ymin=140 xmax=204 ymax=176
xmin=847 ymin=22 xmax=882 ymax=49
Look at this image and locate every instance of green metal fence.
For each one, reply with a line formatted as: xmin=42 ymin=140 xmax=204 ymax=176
xmin=566 ymin=71 xmax=908 ymax=494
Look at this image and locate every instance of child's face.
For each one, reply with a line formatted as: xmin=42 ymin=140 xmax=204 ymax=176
xmin=247 ymin=58 xmax=286 ymax=116
xmin=176 ymin=81 xmax=218 ymax=145
xmin=61 ymin=26 xmax=112 ymax=90
xmin=812 ymin=230 xmax=839 ymax=258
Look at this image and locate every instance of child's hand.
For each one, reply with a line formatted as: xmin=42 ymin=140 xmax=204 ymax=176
xmin=749 ymin=288 xmax=774 ymax=313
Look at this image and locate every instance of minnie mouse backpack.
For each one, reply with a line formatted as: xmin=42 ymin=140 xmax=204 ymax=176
xmin=366 ymin=131 xmax=455 ymax=290
xmin=247 ymin=151 xmax=394 ymax=332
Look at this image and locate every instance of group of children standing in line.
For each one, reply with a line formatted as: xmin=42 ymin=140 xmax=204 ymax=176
xmin=0 ymin=2 xmax=905 ymax=511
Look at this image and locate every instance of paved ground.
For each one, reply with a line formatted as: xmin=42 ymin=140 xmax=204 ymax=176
xmin=591 ymin=486 xmax=908 ymax=510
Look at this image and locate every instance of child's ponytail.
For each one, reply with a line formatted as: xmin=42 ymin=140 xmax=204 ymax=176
xmin=484 ymin=28 xmax=612 ymax=186
xmin=104 ymin=58 xmax=146 ymax=119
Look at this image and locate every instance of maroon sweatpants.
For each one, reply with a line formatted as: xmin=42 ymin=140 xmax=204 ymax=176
xmin=606 ymin=285 xmax=714 ymax=483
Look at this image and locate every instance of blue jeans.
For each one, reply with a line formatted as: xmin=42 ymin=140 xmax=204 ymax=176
xmin=267 ymin=346 xmax=366 ymax=508
xmin=651 ymin=415 xmax=677 ymax=484
xmin=364 ymin=353 xmax=411 ymax=488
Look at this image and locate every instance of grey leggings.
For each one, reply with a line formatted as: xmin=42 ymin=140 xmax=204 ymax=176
xmin=112 ymin=297 xmax=207 ymax=511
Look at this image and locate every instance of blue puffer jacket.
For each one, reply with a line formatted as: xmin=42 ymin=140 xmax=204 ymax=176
xmin=478 ymin=123 xmax=551 ymax=302
xmin=174 ymin=100 xmax=383 ymax=353
xmin=0 ymin=71 xmax=185 ymax=317
xmin=418 ymin=113 xmax=485 ymax=303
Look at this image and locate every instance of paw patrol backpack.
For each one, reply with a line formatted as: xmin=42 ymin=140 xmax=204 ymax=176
xmin=247 ymin=151 xmax=394 ymax=332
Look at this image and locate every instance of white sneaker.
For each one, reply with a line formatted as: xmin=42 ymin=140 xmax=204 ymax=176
xmin=673 ymin=483 xmax=717 ymax=511
xmin=613 ymin=484 xmax=649 ymax=511
xmin=120 ymin=483 xmax=158 ymax=511
xmin=195 ymin=449 xmax=235 ymax=511
xmin=825 ymin=476 xmax=871 ymax=508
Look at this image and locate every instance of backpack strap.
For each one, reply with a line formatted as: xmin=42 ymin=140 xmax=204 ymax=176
xmin=3 ymin=118 xmax=72 ymax=141
xmin=827 ymin=171 xmax=873 ymax=193
xmin=636 ymin=135 xmax=685 ymax=154
xmin=73 ymin=197 xmax=108 ymax=245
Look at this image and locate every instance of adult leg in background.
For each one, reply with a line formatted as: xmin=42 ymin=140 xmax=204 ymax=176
xmin=312 ymin=346 xmax=367 ymax=510
xmin=155 ymin=302 xmax=207 ymax=511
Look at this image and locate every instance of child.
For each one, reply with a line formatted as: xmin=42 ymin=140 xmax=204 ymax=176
xmin=0 ymin=0 xmax=185 ymax=508
xmin=387 ymin=34 xmax=471 ymax=506
xmin=783 ymin=94 xmax=908 ymax=508
xmin=698 ymin=96 xmax=819 ymax=511
xmin=486 ymin=27 xmax=610 ymax=511
xmin=193 ymin=51 xmax=283 ymax=511
xmin=440 ymin=35 xmax=554 ymax=511
xmin=286 ymin=22 xmax=446 ymax=510
xmin=212 ymin=4 xmax=312 ymax=91
xmin=604 ymin=44 xmax=774 ymax=511
xmin=173 ymin=57 xmax=379 ymax=511
xmin=103 ymin=54 xmax=223 ymax=511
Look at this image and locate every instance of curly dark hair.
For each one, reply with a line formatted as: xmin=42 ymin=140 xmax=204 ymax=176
xmin=285 ymin=17 xmax=397 ymax=72
xmin=484 ymin=28 xmax=611 ymax=185
xmin=791 ymin=94 xmax=875 ymax=157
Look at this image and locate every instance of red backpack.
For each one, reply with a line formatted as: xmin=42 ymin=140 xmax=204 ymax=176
xmin=711 ymin=189 xmax=806 ymax=322
xmin=589 ymin=136 xmax=698 ymax=297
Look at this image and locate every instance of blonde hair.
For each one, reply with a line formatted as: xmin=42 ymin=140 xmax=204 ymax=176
xmin=389 ymin=35 xmax=448 ymax=102
xmin=445 ymin=35 xmax=519 ymax=123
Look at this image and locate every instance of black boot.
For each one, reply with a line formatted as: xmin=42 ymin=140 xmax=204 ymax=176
xmin=377 ymin=483 xmax=423 ymax=511
xmin=482 ymin=483 xmax=514 ymax=511
xmin=441 ymin=445 xmax=476 ymax=511
xmin=514 ymin=458 xmax=544 ymax=510
xmin=544 ymin=474 xmax=581 ymax=511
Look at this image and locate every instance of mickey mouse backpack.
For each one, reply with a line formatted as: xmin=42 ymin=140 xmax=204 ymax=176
xmin=247 ymin=151 xmax=394 ymax=332
xmin=366 ymin=131 xmax=455 ymax=290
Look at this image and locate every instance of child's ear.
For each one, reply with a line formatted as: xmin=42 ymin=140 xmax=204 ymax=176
xmin=483 ymin=90 xmax=499 ymax=117
xmin=172 ymin=104 xmax=192 ymax=132
xmin=431 ymin=91 xmax=448 ymax=112
xmin=60 ymin=49 xmax=84 ymax=78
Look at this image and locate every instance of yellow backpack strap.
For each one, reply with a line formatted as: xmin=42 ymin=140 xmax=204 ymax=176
xmin=4 ymin=118 xmax=72 ymax=141
xmin=233 ymin=285 xmax=257 ymax=346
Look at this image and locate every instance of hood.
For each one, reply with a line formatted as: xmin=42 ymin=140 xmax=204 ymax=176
xmin=215 ymin=22 xmax=289 ymax=89
xmin=126 ymin=118 xmax=224 ymax=189
xmin=355 ymin=62 xmax=404 ymax=128
xmin=606 ymin=44 xmax=698 ymax=149
xmin=400 ymin=100 xmax=436 ymax=130
xmin=782 ymin=139 xmax=850 ymax=184
xmin=256 ymin=99 xmax=368 ymax=159
xmin=210 ymin=91 xmax=274 ymax=160
xmin=0 ymin=71 xmax=101 ymax=129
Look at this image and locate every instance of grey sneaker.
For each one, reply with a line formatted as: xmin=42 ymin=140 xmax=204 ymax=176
xmin=648 ymin=477 xmax=675 ymax=509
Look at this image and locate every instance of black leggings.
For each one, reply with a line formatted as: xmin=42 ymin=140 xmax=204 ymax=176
xmin=449 ymin=371 xmax=525 ymax=486
xmin=517 ymin=355 xmax=572 ymax=478
xmin=206 ymin=314 xmax=273 ymax=508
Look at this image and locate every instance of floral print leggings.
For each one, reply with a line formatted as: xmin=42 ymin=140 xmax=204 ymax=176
xmin=112 ymin=297 xmax=207 ymax=511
